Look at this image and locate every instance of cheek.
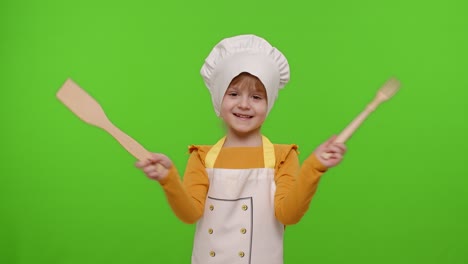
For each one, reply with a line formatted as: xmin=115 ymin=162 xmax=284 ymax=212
xmin=257 ymin=101 xmax=268 ymax=115
xmin=219 ymin=101 xmax=231 ymax=117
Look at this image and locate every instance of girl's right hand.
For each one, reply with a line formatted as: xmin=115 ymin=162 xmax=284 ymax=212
xmin=135 ymin=153 xmax=172 ymax=181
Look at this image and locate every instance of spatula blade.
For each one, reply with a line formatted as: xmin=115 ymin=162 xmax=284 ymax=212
xmin=56 ymin=78 xmax=109 ymax=128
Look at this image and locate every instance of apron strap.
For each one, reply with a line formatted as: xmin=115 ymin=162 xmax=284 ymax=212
xmin=262 ymin=136 xmax=275 ymax=169
xmin=204 ymin=137 xmax=226 ymax=169
xmin=205 ymin=135 xmax=275 ymax=169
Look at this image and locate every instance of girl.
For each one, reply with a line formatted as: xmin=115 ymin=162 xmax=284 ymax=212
xmin=136 ymin=34 xmax=346 ymax=264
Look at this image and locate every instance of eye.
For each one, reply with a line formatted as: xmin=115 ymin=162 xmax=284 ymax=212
xmin=252 ymin=95 xmax=263 ymax=100
xmin=228 ymin=92 xmax=238 ymax=97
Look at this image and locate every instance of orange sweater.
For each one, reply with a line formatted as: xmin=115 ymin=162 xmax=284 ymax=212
xmin=158 ymin=144 xmax=328 ymax=225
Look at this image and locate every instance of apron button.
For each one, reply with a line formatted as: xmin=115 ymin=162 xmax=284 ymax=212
xmin=210 ymin=251 xmax=216 ymax=257
xmin=240 ymin=228 xmax=247 ymax=234
xmin=239 ymin=251 xmax=245 ymax=258
xmin=242 ymin=204 xmax=248 ymax=211
xmin=208 ymin=228 xmax=213 ymax=234
xmin=209 ymin=205 xmax=214 ymax=211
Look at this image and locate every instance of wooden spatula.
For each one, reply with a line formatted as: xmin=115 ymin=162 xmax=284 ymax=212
xmin=56 ymin=78 xmax=155 ymax=163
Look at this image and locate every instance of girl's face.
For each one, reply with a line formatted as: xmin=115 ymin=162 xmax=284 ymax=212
xmin=220 ymin=73 xmax=268 ymax=138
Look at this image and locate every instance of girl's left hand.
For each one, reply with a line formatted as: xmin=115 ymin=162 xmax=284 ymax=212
xmin=314 ymin=135 xmax=347 ymax=168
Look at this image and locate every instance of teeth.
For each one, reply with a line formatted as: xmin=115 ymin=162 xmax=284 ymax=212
xmin=235 ymin=113 xmax=252 ymax=118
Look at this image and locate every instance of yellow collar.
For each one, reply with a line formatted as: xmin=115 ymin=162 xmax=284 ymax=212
xmin=205 ymin=135 xmax=275 ymax=169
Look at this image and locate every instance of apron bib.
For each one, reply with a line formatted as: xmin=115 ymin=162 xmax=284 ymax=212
xmin=191 ymin=136 xmax=284 ymax=264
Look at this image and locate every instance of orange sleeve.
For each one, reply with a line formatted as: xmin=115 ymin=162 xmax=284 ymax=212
xmin=158 ymin=146 xmax=210 ymax=224
xmin=274 ymin=146 xmax=328 ymax=225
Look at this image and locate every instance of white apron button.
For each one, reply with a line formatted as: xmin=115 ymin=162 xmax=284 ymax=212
xmin=240 ymin=228 xmax=247 ymax=234
xmin=210 ymin=251 xmax=216 ymax=257
xmin=242 ymin=204 xmax=248 ymax=211
xmin=239 ymin=251 xmax=245 ymax=258
xmin=209 ymin=205 xmax=214 ymax=211
xmin=208 ymin=228 xmax=213 ymax=234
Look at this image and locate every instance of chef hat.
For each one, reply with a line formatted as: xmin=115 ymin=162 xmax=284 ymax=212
xmin=200 ymin=34 xmax=290 ymax=116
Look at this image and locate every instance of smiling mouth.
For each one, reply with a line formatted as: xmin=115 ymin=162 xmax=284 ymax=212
xmin=233 ymin=113 xmax=253 ymax=119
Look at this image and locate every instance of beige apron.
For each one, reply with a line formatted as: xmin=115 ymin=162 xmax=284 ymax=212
xmin=191 ymin=136 xmax=284 ymax=264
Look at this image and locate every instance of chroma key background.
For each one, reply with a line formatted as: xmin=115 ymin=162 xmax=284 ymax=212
xmin=1 ymin=0 xmax=467 ymax=263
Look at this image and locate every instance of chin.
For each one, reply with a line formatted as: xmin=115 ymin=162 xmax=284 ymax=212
xmin=231 ymin=127 xmax=262 ymax=136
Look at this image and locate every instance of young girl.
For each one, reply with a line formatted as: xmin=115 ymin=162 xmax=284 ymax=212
xmin=136 ymin=34 xmax=346 ymax=264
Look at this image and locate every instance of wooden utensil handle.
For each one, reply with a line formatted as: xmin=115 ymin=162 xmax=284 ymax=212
xmin=104 ymin=124 xmax=152 ymax=160
xmin=336 ymin=102 xmax=378 ymax=143
xmin=104 ymin=124 xmax=164 ymax=171
xmin=321 ymin=100 xmax=380 ymax=160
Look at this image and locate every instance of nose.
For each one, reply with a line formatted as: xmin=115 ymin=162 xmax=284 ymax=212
xmin=237 ymin=96 xmax=250 ymax=109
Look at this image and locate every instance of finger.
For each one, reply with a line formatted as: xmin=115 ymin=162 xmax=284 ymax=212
xmin=135 ymin=159 xmax=150 ymax=168
xmin=332 ymin=153 xmax=343 ymax=160
xmin=143 ymin=164 xmax=159 ymax=174
xmin=320 ymin=151 xmax=333 ymax=160
xmin=147 ymin=171 xmax=161 ymax=179
xmin=157 ymin=158 xmax=172 ymax=169
xmin=332 ymin=143 xmax=347 ymax=154
xmin=148 ymin=153 xmax=161 ymax=162
xmin=327 ymin=145 xmax=344 ymax=154
xmin=325 ymin=153 xmax=342 ymax=163
xmin=325 ymin=135 xmax=337 ymax=146
xmin=149 ymin=154 xmax=172 ymax=169
xmin=148 ymin=153 xmax=168 ymax=163
xmin=318 ymin=135 xmax=337 ymax=156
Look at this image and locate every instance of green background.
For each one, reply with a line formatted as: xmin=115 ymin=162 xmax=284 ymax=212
xmin=1 ymin=0 xmax=467 ymax=263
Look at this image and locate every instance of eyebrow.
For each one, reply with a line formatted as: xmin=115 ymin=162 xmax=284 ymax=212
xmin=227 ymin=84 xmax=266 ymax=94
xmin=252 ymin=87 xmax=267 ymax=94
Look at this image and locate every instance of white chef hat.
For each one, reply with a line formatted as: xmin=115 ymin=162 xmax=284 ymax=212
xmin=200 ymin=34 xmax=290 ymax=116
